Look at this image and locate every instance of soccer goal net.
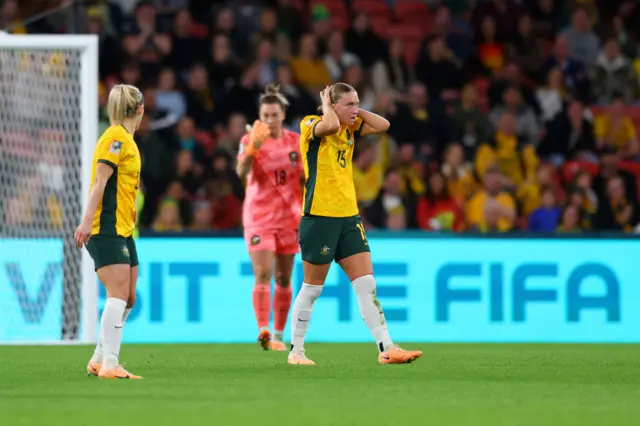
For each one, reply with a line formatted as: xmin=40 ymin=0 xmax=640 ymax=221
xmin=0 ymin=35 xmax=98 ymax=344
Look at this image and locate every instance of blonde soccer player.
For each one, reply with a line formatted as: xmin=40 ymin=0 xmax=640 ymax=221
xmin=75 ymin=84 xmax=144 ymax=379
xmin=288 ymin=84 xmax=422 ymax=365
xmin=236 ymin=85 xmax=303 ymax=351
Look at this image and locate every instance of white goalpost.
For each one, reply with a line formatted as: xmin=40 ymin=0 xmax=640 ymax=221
xmin=0 ymin=34 xmax=98 ymax=344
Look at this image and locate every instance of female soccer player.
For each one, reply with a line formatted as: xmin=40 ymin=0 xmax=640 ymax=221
xmin=236 ymin=85 xmax=303 ymax=351
xmin=75 ymin=84 xmax=144 ymax=379
xmin=289 ymin=84 xmax=422 ymax=365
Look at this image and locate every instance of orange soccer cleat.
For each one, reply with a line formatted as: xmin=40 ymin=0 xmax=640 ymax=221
xmin=98 ymin=365 xmax=142 ymax=380
xmin=378 ymin=346 xmax=422 ymax=365
xmin=269 ymin=340 xmax=287 ymax=351
xmin=287 ymin=351 xmax=315 ymax=365
xmin=258 ymin=329 xmax=272 ymax=351
xmin=87 ymin=360 xmax=101 ymax=377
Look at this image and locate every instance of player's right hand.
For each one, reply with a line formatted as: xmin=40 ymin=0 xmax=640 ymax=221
xmin=320 ymin=85 xmax=333 ymax=107
xmin=248 ymin=119 xmax=270 ymax=149
xmin=74 ymin=221 xmax=92 ymax=248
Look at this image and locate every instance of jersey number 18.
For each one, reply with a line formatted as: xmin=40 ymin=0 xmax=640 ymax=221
xmin=274 ymin=170 xmax=287 ymax=185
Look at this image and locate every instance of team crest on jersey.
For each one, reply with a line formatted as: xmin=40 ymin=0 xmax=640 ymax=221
xmin=345 ymin=130 xmax=353 ymax=146
xmin=289 ymin=151 xmax=299 ymax=167
xmin=109 ymin=141 xmax=123 ymax=154
xmin=320 ymin=245 xmax=330 ymax=256
xmin=251 ymin=235 xmax=261 ymax=246
xmin=122 ymin=246 xmax=130 ymax=257
xmin=306 ymin=118 xmax=315 ymax=126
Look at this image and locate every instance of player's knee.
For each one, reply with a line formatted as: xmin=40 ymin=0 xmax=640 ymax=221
xmin=254 ymin=268 xmax=272 ymax=284
xmin=276 ymin=274 xmax=291 ymax=288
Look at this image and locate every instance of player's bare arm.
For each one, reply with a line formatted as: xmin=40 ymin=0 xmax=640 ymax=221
xmin=313 ymin=86 xmax=340 ymax=138
xmin=357 ymin=108 xmax=390 ymax=136
xmin=74 ymin=162 xmax=114 ymax=247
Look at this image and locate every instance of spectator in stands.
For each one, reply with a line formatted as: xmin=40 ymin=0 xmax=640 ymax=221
xmin=310 ymin=4 xmax=332 ymax=55
xmin=542 ymin=35 xmax=590 ymax=101
xmin=190 ymin=200 xmax=212 ymax=231
xmin=507 ymin=14 xmax=544 ymax=81
xmin=574 ymin=170 xmax=599 ymax=214
xmin=175 ymin=116 xmax=208 ymax=167
xmin=476 ymin=111 xmax=538 ymax=190
xmin=527 ymin=186 xmax=561 ymax=232
xmin=120 ymin=61 xmax=141 ymax=86
xmin=441 ymin=143 xmax=476 ymax=208
xmin=217 ymin=113 xmax=247 ymax=159
xmin=591 ymin=38 xmax=635 ymax=104
xmin=289 ymin=33 xmax=332 ymax=92
xmin=561 ymin=7 xmax=600 ymax=66
xmin=593 ymin=150 xmax=638 ymax=204
xmin=465 ymin=165 xmax=516 ymax=232
xmin=274 ymin=64 xmax=316 ymax=125
xmin=393 ymin=144 xmax=425 ymax=205
xmin=346 ymin=12 xmax=385 ymax=69
xmin=488 ymin=62 xmax=540 ymax=114
xmin=450 ymin=83 xmax=493 ymax=162
xmin=536 ymin=67 xmax=566 ymax=123
xmin=209 ymin=34 xmax=239 ymax=91
xmin=366 ymin=168 xmax=414 ymax=229
xmin=121 ymin=2 xmax=172 ymax=78
xmin=540 ymin=99 xmax=597 ymax=166
xmin=595 ymin=175 xmax=639 ymax=231
xmin=160 ymin=181 xmax=192 ymax=227
xmin=185 ymin=63 xmax=220 ymax=130
xmin=206 ymin=150 xmax=244 ymax=202
xmin=528 ymin=0 xmax=564 ymax=40
xmin=429 ymin=6 xmax=472 ymax=63
xmin=389 ymin=82 xmax=452 ymax=160
xmin=252 ymin=38 xmax=278 ymax=90
xmin=474 ymin=16 xmax=506 ymax=74
xmin=472 ymin=0 xmax=523 ymax=40
xmin=490 ymin=86 xmax=541 ymax=146
xmin=152 ymin=198 xmax=184 ymax=232
xmin=156 ymin=67 xmax=187 ymax=120
xmin=86 ymin=7 xmax=122 ymax=80
xmin=416 ymin=35 xmax=462 ymax=101
xmin=174 ymin=150 xmax=201 ymax=197
xmin=343 ymin=64 xmax=375 ymax=111
xmin=594 ymin=98 xmax=639 ymax=158
xmin=416 ymin=171 xmax=463 ymax=231
xmin=98 ymin=83 xmax=110 ymax=135
xmin=205 ymin=174 xmax=242 ymax=230
xmin=566 ymin=187 xmax=593 ymax=229
xmin=353 ymin=137 xmax=383 ymax=209
xmin=254 ymin=8 xmax=279 ymax=45
xmin=213 ymin=7 xmax=248 ymax=59
xmin=324 ymin=31 xmax=360 ymax=82
xmin=557 ymin=204 xmax=582 ymax=232
xmin=372 ymin=37 xmax=414 ymax=94
xmin=276 ymin=0 xmax=304 ymax=40
xmin=170 ymin=9 xmax=205 ymax=75
xmin=142 ymin=87 xmax=179 ymax=135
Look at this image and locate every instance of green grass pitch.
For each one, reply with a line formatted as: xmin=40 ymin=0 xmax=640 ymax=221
xmin=1 ymin=344 xmax=639 ymax=426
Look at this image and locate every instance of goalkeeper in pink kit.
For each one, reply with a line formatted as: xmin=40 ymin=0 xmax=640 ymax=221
xmin=236 ymin=85 xmax=303 ymax=351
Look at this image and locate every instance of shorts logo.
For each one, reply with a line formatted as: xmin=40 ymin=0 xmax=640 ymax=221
xmin=251 ymin=235 xmax=261 ymax=246
xmin=109 ymin=141 xmax=123 ymax=154
xmin=289 ymin=151 xmax=299 ymax=168
xmin=320 ymin=245 xmax=330 ymax=256
xmin=122 ymin=246 xmax=130 ymax=257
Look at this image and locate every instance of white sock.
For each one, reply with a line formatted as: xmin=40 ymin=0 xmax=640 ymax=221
xmin=352 ymin=275 xmax=394 ymax=353
xmin=274 ymin=331 xmax=284 ymax=342
xmin=290 ymin=283 xmax=323 ymax=353
xmin=100 ymin=297 xmax=127 ymax=370
xmin=91 ymin=306 xmax=132 ymax=363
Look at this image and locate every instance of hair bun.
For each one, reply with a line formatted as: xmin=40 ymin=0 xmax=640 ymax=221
xmin=265 ymin=84 xmax=280 ymax=95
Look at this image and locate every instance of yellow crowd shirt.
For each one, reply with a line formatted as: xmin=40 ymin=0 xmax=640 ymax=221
xmin=300 ymin=115 xmax=364 ymax=217
xmin=91 ymin=125 xmax=141 ymax=237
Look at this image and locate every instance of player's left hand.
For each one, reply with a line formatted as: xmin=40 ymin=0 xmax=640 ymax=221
xmin=74 ymin=221 xmax=92 ymax=248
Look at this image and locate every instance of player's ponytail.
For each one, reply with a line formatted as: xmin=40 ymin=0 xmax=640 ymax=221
xmin=259 ymin=84 xmax=289 ymax=110
xmin=107 ymin=84 xmax=143 ymax=125
xmin=316 ymin=82 xmax=356 ymax=115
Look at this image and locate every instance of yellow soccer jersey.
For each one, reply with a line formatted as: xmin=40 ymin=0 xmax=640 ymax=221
xmin=300 ymin=115 xmax=364 ymax=217
xmin=90 ymin=125 xmax=141 ymax=237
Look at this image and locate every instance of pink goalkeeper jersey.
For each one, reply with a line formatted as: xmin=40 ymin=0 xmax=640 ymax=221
xmin=238 ymin=129 xmax=303 ymax=230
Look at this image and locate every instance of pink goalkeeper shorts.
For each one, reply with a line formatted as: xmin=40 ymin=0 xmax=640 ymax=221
xmin=244 ymin=228 xmax=299 ymax=255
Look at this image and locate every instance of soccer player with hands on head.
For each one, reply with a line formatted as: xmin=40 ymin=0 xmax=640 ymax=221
xmin=237 ymin=85 xmax=303 ymax=351
xmin=289 ymin=84 xmax=422 ymax=365
xmin=75 ymin=84 xmax=144 ymax=379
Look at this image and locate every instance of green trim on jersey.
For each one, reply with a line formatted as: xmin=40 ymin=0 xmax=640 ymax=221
xmin=99 ymin=167 xmax=118 ymax=235
xmin=304 ymin=140 xmax=320 ymax=215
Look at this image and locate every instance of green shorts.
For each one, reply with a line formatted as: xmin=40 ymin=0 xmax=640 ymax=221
xmin=86 ymin=234 xmax=139 ymax=271
xmin=299 ymin=215 xmax=370 ymax=264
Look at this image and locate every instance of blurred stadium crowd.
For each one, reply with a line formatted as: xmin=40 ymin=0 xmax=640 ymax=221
xmin=3 ymin=0 xmax=640 ymax=234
